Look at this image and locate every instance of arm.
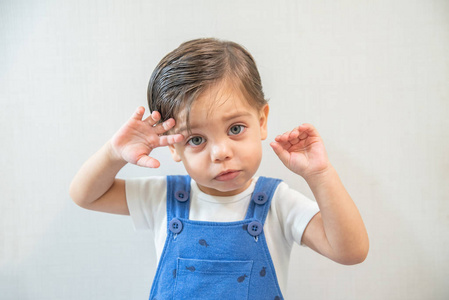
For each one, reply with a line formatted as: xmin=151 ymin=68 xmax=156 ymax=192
xmin=69 ymin=107 xmax=184 ymax=215
xmin=270 ymin=124 xmax=369 ymax=265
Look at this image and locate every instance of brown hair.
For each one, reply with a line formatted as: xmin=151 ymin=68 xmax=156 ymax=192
xmin=147 ymin=38 xmax=267 ymax=129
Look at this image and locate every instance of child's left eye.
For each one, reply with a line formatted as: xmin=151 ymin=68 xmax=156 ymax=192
xmin=228 ymin=125 xmax=245 ymax=135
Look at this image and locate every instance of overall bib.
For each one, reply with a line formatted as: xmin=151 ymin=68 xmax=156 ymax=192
xmin=149 ymin=175 xmax=284 ymax=300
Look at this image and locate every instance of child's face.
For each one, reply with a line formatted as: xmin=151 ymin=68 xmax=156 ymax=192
xmin=169 ymin=80 xmax=269 ymax=196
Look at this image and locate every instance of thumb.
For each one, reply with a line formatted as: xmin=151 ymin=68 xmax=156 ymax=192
xmin=136 ymin=155 xmax=161 ymax=168
xmin=270 ymin=142 xmax=290 ymax=166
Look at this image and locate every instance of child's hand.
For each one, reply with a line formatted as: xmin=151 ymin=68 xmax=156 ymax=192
xmin=110 ymin=107 xmax=184 ymax=168
xmin=270 ymin=124 xmax=331 ymax=179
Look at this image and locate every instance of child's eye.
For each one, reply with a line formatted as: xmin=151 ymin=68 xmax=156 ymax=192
xmin=228 ymin=125 xmax=245 ymax=136
xmin=187 ymin=136 xmax=205 ymax=146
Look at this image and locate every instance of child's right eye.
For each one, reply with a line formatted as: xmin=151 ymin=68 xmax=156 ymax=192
xmin=187 ymin=136 xmax=205 ymax=146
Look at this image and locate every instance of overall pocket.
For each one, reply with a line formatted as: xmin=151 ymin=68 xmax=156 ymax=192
xmin=174 ymin=258 xmax=253 ymax=300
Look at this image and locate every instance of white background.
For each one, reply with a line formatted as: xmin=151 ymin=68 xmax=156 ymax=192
xmin=1 ymin=0 xmax=448 ymax=299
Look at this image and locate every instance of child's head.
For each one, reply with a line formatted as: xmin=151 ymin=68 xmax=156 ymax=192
xmin=147 ymin=38 xmax=267 ymax=129
xmin=148 ymin=38 xmax=269 ymax=196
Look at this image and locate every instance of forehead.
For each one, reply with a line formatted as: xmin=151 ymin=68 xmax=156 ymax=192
xmin=174 ymin=80 xmax=258 ymax=131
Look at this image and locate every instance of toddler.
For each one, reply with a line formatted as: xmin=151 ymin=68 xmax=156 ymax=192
xmin=70 ymin=38 xmax=369 ymax=300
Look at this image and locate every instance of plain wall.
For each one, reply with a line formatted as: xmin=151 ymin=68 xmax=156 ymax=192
xmin=1 ymin=0 xmax=448 ymax=299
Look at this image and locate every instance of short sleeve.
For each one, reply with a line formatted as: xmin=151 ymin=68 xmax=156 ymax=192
xmin=272 ymin=182 xmax=320 ymax=246
xmin=125 ymin=176 xmax=167 ymax=231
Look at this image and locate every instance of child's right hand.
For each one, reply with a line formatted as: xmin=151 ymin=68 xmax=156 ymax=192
xmin=110 ymin=106 xmax=184 ymax=168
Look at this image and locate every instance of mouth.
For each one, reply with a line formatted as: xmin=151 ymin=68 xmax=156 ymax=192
xmin=214 ymin=170 xmax=241 ymax=181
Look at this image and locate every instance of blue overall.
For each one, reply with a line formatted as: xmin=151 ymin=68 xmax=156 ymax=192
xmin=149 ymin=175 xmax=284 ymax=300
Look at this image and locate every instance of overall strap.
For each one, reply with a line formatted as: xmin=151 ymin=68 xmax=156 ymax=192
xmin=166 ymin=175 xmax=191 ymax=221
xmin=245 ymin=177 xmax=282 ymax=225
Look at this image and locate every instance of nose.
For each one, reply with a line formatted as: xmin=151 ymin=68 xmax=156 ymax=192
xmin=210 ymin=140 xmax=233 ymax=162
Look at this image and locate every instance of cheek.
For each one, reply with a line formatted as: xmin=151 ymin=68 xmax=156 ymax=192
xmin=240 ymin=139 xmax=263 ymax=161
xmin=181 ymin=152 xmax=206 ymax=172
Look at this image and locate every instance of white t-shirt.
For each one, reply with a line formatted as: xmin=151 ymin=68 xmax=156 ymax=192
xmin=125 ymin=176 xmax=320 ymax=294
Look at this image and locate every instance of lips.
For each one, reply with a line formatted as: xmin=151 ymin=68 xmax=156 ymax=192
xmin=214 ymin=170 xmax=240 ymax=181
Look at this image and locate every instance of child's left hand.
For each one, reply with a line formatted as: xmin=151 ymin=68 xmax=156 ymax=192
xmin=270 ymin=124 xmax=331 ymax=179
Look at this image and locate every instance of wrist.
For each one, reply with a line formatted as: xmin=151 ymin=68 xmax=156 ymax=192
xmin=105 ymin=140 xmax=128 ymax=166
xmin=304 ymin=164 xmax=348 ymax=206
xmin=303 ymin=164 xmax=336 ymax=187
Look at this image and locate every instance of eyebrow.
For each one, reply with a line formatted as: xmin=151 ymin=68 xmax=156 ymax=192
xmin=175 ymin=111 xmax=253 ymax=134
xmin=222 ymin=111 xmax=253 ymax=122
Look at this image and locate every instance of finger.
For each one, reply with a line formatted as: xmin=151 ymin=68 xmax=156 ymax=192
xmin=275 ymin=130 xmax=292 ymax=143
xmin=297 ymin=123 xmax=320 ymax=138
xmin=281 ymin=130 xmax=291 ymax=141
xmin=275 ymin=130 xmax=298 ymax=149
xmin=288 ymin=129 xmax=301 ymax=144
xmin=144 ymin=111 xmax=161 ymax=126
xmin=158 ymin=133 xmax=184 ymax=146
xmin=131 ymin=106 xmax=145 ymax=120
xmin=136 ymin=155 xmax=161 ymax=168
xmin=153 ymin=118 xmax=176 ymax=135
xmin=270 ymin=142 xmax=290 ymax=165
xmin=274 ymin=137 xmax=292 ymax=150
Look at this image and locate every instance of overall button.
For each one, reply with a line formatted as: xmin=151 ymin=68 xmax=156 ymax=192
xmin=247 ymin=221 xmax=263 ymax=236
xmin=253 ymin=192 xmax=267 ymax=205
xmin=169 ymin=218 xmax=183 ymax=234
xmin=175 ymin=190 xmax=189 ymax=202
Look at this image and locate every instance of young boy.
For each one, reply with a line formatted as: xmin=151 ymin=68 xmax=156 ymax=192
xmin=70 ymin=38 xmax=368 ymax=299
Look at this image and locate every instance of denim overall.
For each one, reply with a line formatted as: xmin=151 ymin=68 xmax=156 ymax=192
xmin=149 ymin=175 xmax=284 ymax=300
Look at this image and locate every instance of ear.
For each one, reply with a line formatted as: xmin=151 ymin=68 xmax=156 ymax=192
xmin=259 ymin=104 xmax=269 ymax=140
xmin=168 ymin=145 xmax=182 ymax=162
